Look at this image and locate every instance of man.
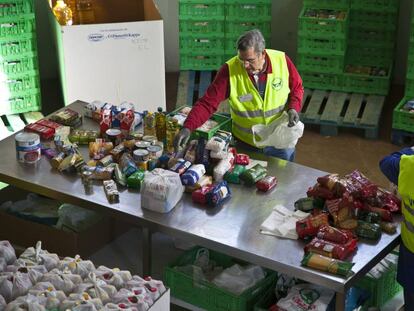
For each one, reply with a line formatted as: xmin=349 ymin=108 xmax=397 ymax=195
xmin=174 ymin=29 xmax=304 ymax=161
xmin=380 ymin=146 xmax=414 ymax=310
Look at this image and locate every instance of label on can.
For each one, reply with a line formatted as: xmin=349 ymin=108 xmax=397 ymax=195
xmin=15 ymin=132 xmax=41 ymax=164
xmin=142 ymin=135 xmax=158 ymax=144
xmin=133 ymin=149 xmax=150 ymax=162
xmin=106 ymin=128 xmax=122 ymax=145
xmin=135 ymin=140 xmax=151 ymax=149
xmin=147 ymin=145 xmax=163 ymax=159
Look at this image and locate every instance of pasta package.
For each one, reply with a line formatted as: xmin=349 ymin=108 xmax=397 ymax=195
xmin=301 ymin=252 xmax=354 ymax=277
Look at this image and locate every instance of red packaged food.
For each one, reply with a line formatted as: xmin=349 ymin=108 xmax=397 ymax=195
xmin=296 ymin=213 xmax=329 ymax=239
xmin=25 ymin=123 xmax=55 ymax=140
xmin=192 ymin=185 xmax=214 ymax=204
xmin=235 ymin=153 xmax=250 ymax=166
xmin=317 ymin=225 xmax=354 ymax=244
xmin=366 ymin=205 xmax=393 ymax=222
xmin=228 ymin=147 xmax=237 ymax=156
xmin=307 ymin=184 xmax=336 ymax=200
xmin=256 ymin=176 xmax=277 ymax=192
xmin=326 ymin=198 xmax=351 ymax=224
xmin=36 ymin=119 xmax=62 ymax=130
xmin=120 ymin=109 xmax=135 ymax=136
xmin=304 ymin=237 xmax=357 ymax=260
xmin=100 ymin=108 xmax=112 ymax=135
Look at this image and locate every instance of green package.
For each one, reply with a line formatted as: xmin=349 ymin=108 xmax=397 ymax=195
xmin=240 ymin=164 xmax=267 ymax=186
xmin=294 ymin=197 xmax=315 ymax=212
xmin=68 ymin=130 xmax=80 ymax=144
xmin=356 ymin=221 xmax=381 ymax=240
xmin=224 ymin=164 xmax=246 ymax=184
xmin=127 ymin=169 xmax=146 ymax=190
xmin=301 ymin=252 xmax=354 ymax=277
xmin=114 ymin=164 xmax=127 ymax=187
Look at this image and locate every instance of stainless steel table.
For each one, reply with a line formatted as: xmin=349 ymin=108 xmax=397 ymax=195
xmin=0 ymin=101 xmax=401 ymax=311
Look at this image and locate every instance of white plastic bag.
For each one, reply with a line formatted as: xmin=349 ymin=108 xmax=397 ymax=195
xmin=19 ymin=241 xmax=59 ymax=271
xmin=95 ymin=266 xmax=132 ymax=290
xmin=60 ymin=293 xmax=103 ymax=311
xmin=205 ymin=137 xmax=227 ymax=153
xmin=276 ymin=284 xmax=335 ymax=311
xmin=252 ymin=112 xmax=304 ymax=149
xmin=6 ymin=265 xmax=47 ymax=285
xmin=55 ymin=204 xmax=103 ymax=233
xmin=0 ymin=271 xmax=32 ymax=303
xmin=213 ymin=153 xmax=234 ymax=182
xmin=5 ymin=294 xmax=46 ymax=311
xmin=101 ymin=303 xmax=138 ymax=311
xmin=74 ymin=273 xmax=117 ymax=304
xmin=41 ymin=269 xmax=82 ymax=295
xmin=0 ymin=241 xmax=16 ymax=265
xmin=141 ymin=169 xmax=184 ymax=213
xmin=57 ymin=255 xmax=95 ymax=279
xmin=0 ymin=259 xmax=6 ymax=273
xmin=0 ymin=295 xmax=5 ymax=311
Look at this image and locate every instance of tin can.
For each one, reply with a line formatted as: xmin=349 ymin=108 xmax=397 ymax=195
xmin=133 ymin=149 xmax=150 ymax=162
xmin=153 ymin=140 xmax=164 ymax=149
xmin=135 ymin=140 xmax=151 ymax=149
xmin=103 ymin=180 xmax=119 ymax=203
xmin=15 ymin=132 xmax=41 ymax=164
xmin=143 ymin=135 xmax=158 ymax=144
xmin=128 ymin=131 xmax=143 ymax=140
xmin=137 ymin=160 xmax=148 ymax=171
xmin=81 ymin=170 xmax=94 ymax=194
xmin=147 ymin=145 xmax=162 ymax=159
xmin=148 ymin=158 xmax=158 ymax=171
xmin=97 ymin=155 xmax=114 ymax=167
xmin=106 ymin=128 xmax=122 ymax=146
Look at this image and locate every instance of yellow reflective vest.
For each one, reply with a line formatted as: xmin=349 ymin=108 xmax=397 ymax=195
xmin=398 ymin=154 xmax=414 ymax=253
xmin=227 ymin=49 xmax=290 ymax=147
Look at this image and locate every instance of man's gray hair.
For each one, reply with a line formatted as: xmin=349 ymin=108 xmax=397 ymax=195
xmin=236 ymin=29 xmax=266 ymax=54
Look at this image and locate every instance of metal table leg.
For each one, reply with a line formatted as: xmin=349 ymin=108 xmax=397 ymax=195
xmin=141 ymin=226 xmax=152 ymax=276
xmin=335 ymin=291 xmax=345 ymax=311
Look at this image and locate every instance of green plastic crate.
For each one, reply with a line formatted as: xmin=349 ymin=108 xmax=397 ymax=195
xmin=349 ymin=27 xmax=396 ymax=44
xmin=1 ymin=71 xmax=39 ymax=96
xmin=406 ymin=78 xmax=414 ymax=98
xmin=297 ymin=35 xmax=347 ymax=56
xmin=224 ymin=35 xmax=270 ymax=54
xmin=170 ymin=105 xmax=232 ymax=139
xmin=407 ymin=59 xmax=414 ymax=80
xmin=179 ymin=18 xmax=225 ymax=36
xmin=300 ymin=71 xmax=342 ymax=91
xmin=224 ymin=18 xmax=271 ymax=37
xmin=165 ymin=247 xmax=277 ymax=311
xmin=0 ymin=0 xmax=33 ymax=18
xmin=0 ymin=33 xmax=36 ymax=57
xmin=350 ymin=10 xmax=398 ymax=31
xmin=346 ymin=44 xmax=394 ymax=67
xmin=393 ymin=96 xmax=414 ymax=132
xmin=180 ymin=53 xmax=224 ymax=70
xmin=225 ymin=1 xmax=271 ymax=19
xmin=253 ymin=286 xmax=276 ymax=311
xmin=303 ymin=0 xmax=350 ymax=9
xmin=0 ymin=52 xmax=38 ymax=74
xmin=342 ymin=66 xmax=392 ymax=95
xmin=5 ymin=88 xmax=41 ymax=114
xmin=297 ymin=53 xmax=345 ymax=74
xmin=0 ymin=15 xmax=35 ymax=38
xmin=179 ymin=34 xmax=224 ymax=54
xmin=350 ymin=0 xmax=399 ymax=13
xmin=298 ymin=7 xmax=349 ymax=39
xmin=179 ymin=0 xmax=225 ymax=19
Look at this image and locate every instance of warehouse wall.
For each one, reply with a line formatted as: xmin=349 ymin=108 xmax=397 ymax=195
xmin=35 ymin=0 xmax=413 ymax=85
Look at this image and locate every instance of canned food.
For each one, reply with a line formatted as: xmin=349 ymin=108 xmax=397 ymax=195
xmin=147 ymin=145 xmax=162 ymax=159
xmin=15 ymin=132 xmax=41 ymax=164
xmin=135 ymin=140 xmax=151 ymax=149
xmin=97 ymin=155 xmax=114 ymax=167
xmin=81 ymin=170 xmax=94 ymax=194
xmin=142 ymin=135 xmax=158 ymax=144
xmin=133 ymin=149 xmax=150 ymax=162
xmin=106 ymin=128 xmax=122 ymax=146
xmin=103 ymin=180 xmax=119 ymax=204
xmin=153 ymin=140 xmax=164 ymax=149
xmin=128 ymin=131 xmax=143 ymax=140
xmin=137 ymin=160 xmax=148 ymax=171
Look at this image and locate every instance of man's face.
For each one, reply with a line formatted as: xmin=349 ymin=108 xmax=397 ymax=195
xmin=238 ymin=47 xmax=265 ymax=75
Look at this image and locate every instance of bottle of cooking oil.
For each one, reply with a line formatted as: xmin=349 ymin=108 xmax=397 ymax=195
xmin=53 ymin=0 xmax=73 ymax=26
xmin=155 ymin=107 xmax=166 ymax=142
xmin=77 ymin=0 xmax=95 ymax=24
xmin=166 ymin=117 xmax=179 ymax=153
xmin=66 ymin=0 xmax=78 ymax=24
xmin=144 ymin=111 xmax=156 ymax=137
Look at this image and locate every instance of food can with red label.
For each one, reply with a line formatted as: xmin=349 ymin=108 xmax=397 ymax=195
xmin=15 ymin=132 xmax=41 ymax=164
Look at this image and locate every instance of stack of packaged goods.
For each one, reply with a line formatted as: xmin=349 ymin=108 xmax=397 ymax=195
xmin=223 ymin=0 xmax=272 ymax=61
xmin=178 ymin=0 xmax=225 ymax=70
xmin=0 ymin=240 xmax=167 ymax=310
xmin=0 ymin=0 xmax=41 ymax=115
xmin=392 ymin=4 xmax=414 ymax=135
xmin=298 ymin=0 xmax=350 ymax=91
xmin=344 ymin=0 xmax=399 ymax=95
xmin=295 ymin=170 xmax=401 ymax=278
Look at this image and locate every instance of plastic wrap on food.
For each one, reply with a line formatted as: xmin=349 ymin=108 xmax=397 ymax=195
xmin=18 ymin=241 xmax=59 ymax=271
xmin=192 ymin=185 xmax=214 ymax=205
xmin=127 ymin=170 xmax=146 ymax=190
xmin=0 ymin=241 xmax=16 ymax=265
xmin=169 ymin=159 xmax=192 ymax=176
xmin=234 ymin=153 xmax=250 ymax=166
xmin=240 ymin=164 xmax=267 ymax=186
xmin=74 ymin=273 xmax=117 ymax=304
xmin=57 ymin=255 xmax=95 ymax=279
xmin=296 ymin=213 xmax=329 ymax=240
xmin=95 ymin=266 xmax=132 ymax=290
xmin=301 ymin=252 xmax=354 ymax=277
xmin=316 ymin=225 xmax=354 ymax=244
xmin=213 ymin=153 xmax=234 ymax=182
xmin=306 ymin=183 xmax=336 ymax=200
xmin=205 ymin=136 xmax=227 ymax=153
xmin=40 ymin=269 xmax=82 ymax=295
xmin=206 ymin=181 xmax=231 ymax=207
xmin=181 ymin=164 xmax=206 ymax=186
xmin=224 ymin=164 xmax=246 ymax=184
xmin=304 ymin=237 xmax=357 ymax=260
xmin=256 ymin=176 xmax=277 ymax=192
xmin=356 ymin=221 xmax=381 ymax=240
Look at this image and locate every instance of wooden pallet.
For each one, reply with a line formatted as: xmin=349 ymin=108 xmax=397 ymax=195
xmin=391 ymin=129 xmax=414 ymax=146
xmin=300 ymin=89 xmax=385 ymax=139
xmin=176 ymin=70 xmax=230 ymax=114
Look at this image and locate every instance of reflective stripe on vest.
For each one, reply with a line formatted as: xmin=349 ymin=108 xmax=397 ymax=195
xmin=398 ymin=155 xmax=414 ymax=253
xmin=227 ymin=49 xmax=290 ymax=147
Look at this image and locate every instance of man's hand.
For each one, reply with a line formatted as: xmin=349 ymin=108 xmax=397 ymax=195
xmin=287 ymin=109 xmax=300 ymax=127
xmin=173 ymin=127 xmax=191 ymax=152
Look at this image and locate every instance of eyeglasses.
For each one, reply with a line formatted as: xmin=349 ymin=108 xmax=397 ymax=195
xmin=237 ymin=55 xmax=258 ymax=65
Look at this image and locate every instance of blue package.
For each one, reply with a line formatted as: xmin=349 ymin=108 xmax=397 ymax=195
xmin=111 ymin=106 xmax=123 ymax=128
xmin=206 ymin=181 xmax=231 ymax=207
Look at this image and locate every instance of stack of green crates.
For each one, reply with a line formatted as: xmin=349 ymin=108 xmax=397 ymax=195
xmin=179 ymin=0 xmax=272 ymax=70
xmin=223 ymin=0 xmax=272 ymax=61
xmin=344 ymin=0 xmax=399 ymax=95
xmin=0 ymin=0 xmax=41 ymax=115
xmin=297 ymin=1 xmax=350 ymax=91
xmin=392 ymin=4 xmax=414 ymax=133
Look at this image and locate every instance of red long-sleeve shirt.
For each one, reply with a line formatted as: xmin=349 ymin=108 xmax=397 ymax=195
xmin=184 ymin=51 xmax=304 ymax=131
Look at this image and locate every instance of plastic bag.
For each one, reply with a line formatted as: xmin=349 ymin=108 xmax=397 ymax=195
xmin=55 ymin=204 xmax=104 ymax=233
xmin=181 ymin=164 xmax=206 ymax=186
xmin=316 ymin=225 xmax=354 ymax=244
xmin=40 ymin=269 xmax=82 ymax=295
xmin=60 ymin=293 xmax=103 ymax=311
xmin=0 ymin=271 xmax=32 ymax=303
xmin=75 ymin=273 xmax=117 ymax=304
xmin=57 ymin=255 xmax=95 ymax=279
xmin=212 ymin=264 xmax=265 ymax=295
xmin=101 ymin=303 xmax=138 ymax=311
xmin=112 ymin=288 xmax=152 ymax=309
xmin=276 ymin=284 xmax=335 ymax=311
xmin=0 ymin=295 xmax=5 ymax=311
xmin=213 ymin=153 xmax=234 ymax=182
xmin=5 ymin=294 xmax=46 ymax=311
xmin=0 ymin=241 xmax=16 ymax=265
xmin=27 ymin=288 xmax=66 ymax=310
xmin=252 ymin=112 xmax=304 ymax=149
xmin=304 ymin=237 xmax=357 ymax=260
xmin=95 ymin=266 xmax=132 ymax=290
xmin=141 ymin=169 xmax=184 ymax=213
xmin=205 ymin=137 xmax=227 ymax=153
xmin=6 ymin=265 xmax=47 ymax=285
xmin=18 ymin=241 xmax=59 ymax=271
xmin=0 ymin=259 xmax=6 ymax=273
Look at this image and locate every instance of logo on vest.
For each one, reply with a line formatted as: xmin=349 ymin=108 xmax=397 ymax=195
xmin=272 ymin=78 xmax=283 ymax=91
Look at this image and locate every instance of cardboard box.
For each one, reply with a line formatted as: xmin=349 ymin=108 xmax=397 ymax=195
xmin=48 ymin=0 xmax=166 ymax=112
xmin=0 ymin=186 xmax=114 ymax=258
